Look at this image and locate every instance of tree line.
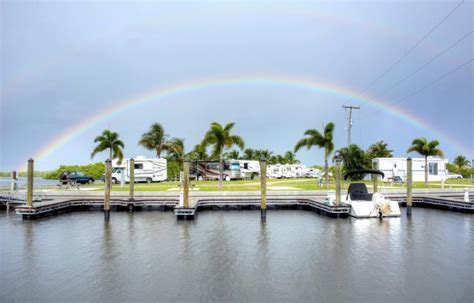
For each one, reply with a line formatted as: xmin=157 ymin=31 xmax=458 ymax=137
xmin=87 ymin=121 xmax=470 ymax=188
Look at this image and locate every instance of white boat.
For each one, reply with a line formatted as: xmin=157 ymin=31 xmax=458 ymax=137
xmin=326 ymin=170 xmax=401 ymax=218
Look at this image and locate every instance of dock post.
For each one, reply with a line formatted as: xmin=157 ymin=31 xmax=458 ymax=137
xmin=10 ymin=171 xmax=17 ymax=192
xmin=260 ymin=158 xmax=267 ymax=220
xmin=104 ymin=159 xmax=112 ymax=221
xmin=372 ymin=162 xmax=378 ymax=193
xmin=407 ymin=157 xmax=413 ymax=216
xmin=129 ymin=158 xmax=135 ymax=201
xmin=335 ymin=157 xmax=341 ymax=207
xmin=183 ymin=162 xmax=190 ymax=209
xmin=27 ymin=159 xmax=34 ymax=208
xmin=464 ymin=188 xmax=469 ymax=203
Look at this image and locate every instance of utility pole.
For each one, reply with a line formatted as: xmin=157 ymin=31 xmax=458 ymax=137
xmin=342 ymin=105 xmax=360 ymax=146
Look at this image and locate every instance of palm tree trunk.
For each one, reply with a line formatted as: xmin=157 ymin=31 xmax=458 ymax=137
xmin=324 ymin=152 xmax=329 ymax=189
xmin=218 ymin=153 xmax=223 ymax=191
xmin=424 ymin=156 xmax=428 ymax=188
xmin=109 ymin=148 xmax=112 ymax=161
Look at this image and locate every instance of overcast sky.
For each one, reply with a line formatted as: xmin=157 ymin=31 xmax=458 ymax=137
xmin=1 ymin=1 xmax=473 ymax=171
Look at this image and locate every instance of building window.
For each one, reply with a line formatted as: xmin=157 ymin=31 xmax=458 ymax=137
xmin=429 ymin=163 xmax=438 ymax=175
xmin=135 ymin=164 xmax=143 ymax=169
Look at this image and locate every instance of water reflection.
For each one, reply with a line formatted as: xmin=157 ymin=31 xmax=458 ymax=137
xmin=0 ymin=210 xmax=472 ymax=302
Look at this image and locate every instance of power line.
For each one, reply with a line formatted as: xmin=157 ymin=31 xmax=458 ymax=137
xmin=376 ymin=30 xmax=473 ymax=98
xmin=354 ymin=0 xmax=465 ymax=97
xmin=369 ymin=57 xmax=473 ymax=116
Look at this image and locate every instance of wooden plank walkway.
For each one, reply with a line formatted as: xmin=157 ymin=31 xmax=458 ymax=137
xmin=4 ymin=190 xmax=473 ymax=219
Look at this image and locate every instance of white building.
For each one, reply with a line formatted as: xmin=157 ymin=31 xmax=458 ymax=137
xmin=372 ymin=157 xmax=448 ymax=182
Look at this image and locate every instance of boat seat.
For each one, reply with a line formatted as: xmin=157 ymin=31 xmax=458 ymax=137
xmin=347 ymin=183 xmax=373 ymax=201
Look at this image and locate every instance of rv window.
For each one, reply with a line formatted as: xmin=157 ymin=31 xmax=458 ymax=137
xmin=207 ymin=163 xmax=219 ymax=170
xmin=244 ymin=163 xmax=249 ymax=169
xmin=429 ymin=163 xmax=438 ymax=175
xmin=135 ymin=164 xmax=143 ymax=170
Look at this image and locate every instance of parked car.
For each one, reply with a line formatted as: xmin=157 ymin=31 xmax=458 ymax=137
xmin=60 ymin=171 xmax=95 ymax=184
xmin=446 ymin=173 xmax=463 ymax=180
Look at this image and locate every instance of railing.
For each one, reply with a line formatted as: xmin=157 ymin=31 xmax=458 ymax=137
xmin=0 ymin=179 xmax=46 ymax=202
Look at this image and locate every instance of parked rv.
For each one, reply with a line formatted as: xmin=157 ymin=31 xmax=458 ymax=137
xmin=267 ymin=164 xmax=309 ymax=179
xmin=372 ymin=157 xmax=448 ymax=182
xmin=305 ymin=168 xmax=321 ymax=178
xmin=190 ymin=160 xmax=241 ymax=181
xmin=237 ymin=160 xmax=260 ymax=179
xmin=111 ymin=157 xmax=167 ymax=184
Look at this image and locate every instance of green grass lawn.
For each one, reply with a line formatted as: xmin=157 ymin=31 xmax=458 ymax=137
xmin=48 ymin=178 xmax=473 ymax=192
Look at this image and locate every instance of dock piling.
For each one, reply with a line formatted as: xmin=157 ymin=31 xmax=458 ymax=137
xmin=11 ymin=171 xmax=17 ymax=192
xmin=104 ymin=159 xmax=112 ymax=221
xmin=260 ymin=158 xmax=267 ymax=220
xmin=27 ymin=159 xmax=34 ymax=208
xmin=129 ymin=158 xmax=135 ymax=202
xmin=335 ymin=157 xmax=342 ymax=207
xmin=407 ymin=157 xmax=413 ymax=216
xmin=183 ymin=162 xmax=190 ymax=209
xmin=372 ymin=161 xmax=378 ymax=193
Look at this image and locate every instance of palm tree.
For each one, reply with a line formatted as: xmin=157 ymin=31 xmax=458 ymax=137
xmin=453 ymin=155 xmax=470 ymax=174
xmin=167 ymin=138 xmax=185 ymax=170
xmin=138 ymin=123 xmax=172 ymax=158
xmin=225 ymin=150 xmax=240 ymax=160
xmin=294 ymin=122 xmax=335 ymax=188
xmin=407 ymin=138 xmax=443 ymax=187
xmin=243 ymin=148 xmax=256 ymax=160
xmin=284 ymin=151 xmax=299 ymax=164
xmin=201 ymin=122 xmax=245 ymax=190
xmin=91 ymin=129 xmax=125 ymax=164
xmin=186 ymin=144 xmax=209 ymax=161
xmin=335 ymin=144 xmax=371 ymax=180
xmin=367 ymin=140 xmax=393 ymax=159
xmin=256 ymin=149 xmax=273 ymax=161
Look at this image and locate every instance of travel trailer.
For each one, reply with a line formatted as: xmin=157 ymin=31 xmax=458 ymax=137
xmin=190 ymin=160 xmax=241 ymax=181
xmin=237 ymin=160 xmax=260 ymax=179
xmin=267 ymin=164 xmax=309 ymax=179
xmin=111 ymin=157 xmax=167 ymax=184
xmin=305 ymin=168 xmax=321 ymax=178
xmin=372 ymin=157 xmax=448 ymax=182
xmin=267 ymin=164 xmax=283 ymax=178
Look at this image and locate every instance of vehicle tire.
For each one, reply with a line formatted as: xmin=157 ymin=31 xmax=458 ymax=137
xmin=112 ymin=178 xmax=117 ymax=184
xmin=251 ymin=173 xmax=257 ymax=180
xmin=198 ymin=175 xmax=204 ymax=181
xmin=225 ymin=175 xmax=231 ymax=182
xmin=88 ymin=179 xmax=94 ymax=184
xmin=146 ymin=178 xmax=152 ymax=184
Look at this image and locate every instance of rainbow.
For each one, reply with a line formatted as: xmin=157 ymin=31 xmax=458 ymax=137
xmin=1 ymin=7 xmax=415 ymax=100
xmin=23 ymin=74 xmax=472 ymax=170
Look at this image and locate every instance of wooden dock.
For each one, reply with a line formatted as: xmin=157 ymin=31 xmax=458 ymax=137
xmin=2 ymin=189 xmax=472 ymax=219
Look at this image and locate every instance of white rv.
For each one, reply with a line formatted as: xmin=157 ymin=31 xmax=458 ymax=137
xmin=111 ymin=157 xmax=167 ymax=184
xmin=237 ymin=160 xmax=260 ymax=179
xmin=267 ymin=165 xmax=283 ymax=178
xmin=372 ymin=157 xmax=448 ymax=182
xmin=266 ymin=164 xmax=308 ymax=179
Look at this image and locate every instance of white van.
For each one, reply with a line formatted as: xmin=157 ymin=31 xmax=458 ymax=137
xmin=111 ymin=157 xmax=167 ymax=184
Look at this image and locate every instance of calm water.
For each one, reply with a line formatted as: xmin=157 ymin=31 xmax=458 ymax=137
xmin=0 ymin=177 xmax=58 ymax=188
xmin=0 ymin=209 xmax=472 ymax=302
